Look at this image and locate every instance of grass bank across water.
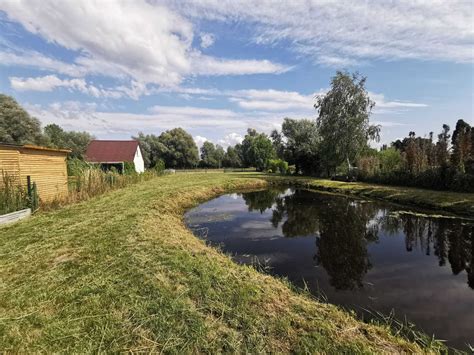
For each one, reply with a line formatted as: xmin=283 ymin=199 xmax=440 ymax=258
xmin=0 ymin=172 xmax=454 ymax=352
xmin=269 ymin=176 xmax=474 ymax=218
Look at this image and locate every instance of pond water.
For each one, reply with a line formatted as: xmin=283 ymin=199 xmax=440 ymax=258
xmin=185 ymin=188 xmax=474 ymax=350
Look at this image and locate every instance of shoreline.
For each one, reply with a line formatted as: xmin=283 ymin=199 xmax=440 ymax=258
xmin=0 ymin=172 xmax=451 ymax=352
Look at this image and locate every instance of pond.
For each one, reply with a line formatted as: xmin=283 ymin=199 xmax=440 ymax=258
xmin=185 ymin=188 xmax=474 ymax=351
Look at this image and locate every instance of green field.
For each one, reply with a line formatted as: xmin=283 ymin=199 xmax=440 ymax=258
xmin=2 ymin=172 xmax=465 ymax=353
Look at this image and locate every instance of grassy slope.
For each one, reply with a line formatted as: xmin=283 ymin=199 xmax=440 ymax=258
xmin=0 ymin=172 xmax=450 ymax=353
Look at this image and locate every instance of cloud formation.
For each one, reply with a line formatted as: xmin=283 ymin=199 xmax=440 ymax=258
xmin=0 ymin=0 xmax=289 ymax=88
xmin=173 ymin=0 xmax=473 ymax=65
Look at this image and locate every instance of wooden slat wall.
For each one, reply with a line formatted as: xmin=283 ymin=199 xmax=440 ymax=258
xmin=19 ymin=148 xmax=68 ymax=202
xmin=0 ymin=147 xmax=21 ymax=185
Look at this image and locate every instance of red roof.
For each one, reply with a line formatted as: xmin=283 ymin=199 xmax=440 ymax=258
xmin=85 ymin=140 xmax=139 ymax=163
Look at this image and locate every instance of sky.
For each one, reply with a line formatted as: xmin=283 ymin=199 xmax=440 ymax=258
xmin=0 ymin=0 xmax=473 ymax=148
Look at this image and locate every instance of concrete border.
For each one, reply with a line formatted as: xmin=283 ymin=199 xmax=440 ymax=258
xmin=0 ymin=208 xmax=31 ymax=226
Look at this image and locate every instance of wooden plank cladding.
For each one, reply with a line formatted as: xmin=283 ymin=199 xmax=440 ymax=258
xmin=0 ymin=143 xmax=70 ymax=202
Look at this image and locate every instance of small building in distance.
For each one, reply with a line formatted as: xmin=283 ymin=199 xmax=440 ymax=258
xmin=0 ymin=143 xmax=70 ymax=202
xmin=85 ymin=140 xmax=145 ymax=173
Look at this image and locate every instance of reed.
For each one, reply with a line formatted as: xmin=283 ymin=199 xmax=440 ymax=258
xmin=44 ymin=167 xmax=162 ymax=209
xmin=0 ymin=171 xmax=29 ymax=215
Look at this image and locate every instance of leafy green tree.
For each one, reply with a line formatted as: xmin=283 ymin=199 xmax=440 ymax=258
xmin=280 ymin=118 xmax=320 ymax=175
xmin=241 ymin=128 xmax=275 ymax=171
xmin=44 ymin=124 xmax=94 ymax=159
xmin=315 ymin=71 xmax=380 ymax=175
xmin=156 ymin=128 xmax=199 ymax=168
xmin=222 ymin=146 xmax=243 ymax=168
xmin=378 ymin=147 xmax=403 ymax=173
xmin=133 ymin=132 xmax=162 ymax=168
xmin=0 ymin=94 xmax=46 ymax=145
xmin=200 ymin=141 xmax=225 ymax=168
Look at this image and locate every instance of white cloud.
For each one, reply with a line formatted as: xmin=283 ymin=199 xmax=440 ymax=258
xmin=172 ymin=0 xmax=473 ymax=65
xmin=200 ymin=33 xmax=215 ymax=48
xmin=192 ymin=55 xmax=290 ymax=76
xmin=8 ymin=74 xmax=142 ymax=99
xmin=369 ymin=92 xmax=428 ymax=113
xmin=218 ymin=133 xmax=244 ymax=148
xmin=0 ymin=48 xmax=85 ymax=77
xmin=0 ymin=0 xmax=289 ymax=89
xmin=229 ymin=88 xmax=320 ymax=111
xmin=194 ymin=135 xmax=208 ymax=149
xmin=25 ymin=101 xmax=302 ymax=139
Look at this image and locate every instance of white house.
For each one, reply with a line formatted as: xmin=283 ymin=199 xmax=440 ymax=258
xmin=85 ymin=140 xmax=145 ymax=173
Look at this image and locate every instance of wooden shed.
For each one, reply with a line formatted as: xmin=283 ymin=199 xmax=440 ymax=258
xmin=0 ymin=143 xmax=70 ymax=202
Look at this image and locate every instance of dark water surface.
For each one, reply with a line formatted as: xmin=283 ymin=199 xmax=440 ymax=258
xmin=185 ymin=188 xmax=474 ymax=350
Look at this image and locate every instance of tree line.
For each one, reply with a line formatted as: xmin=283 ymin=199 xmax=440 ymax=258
xmin=1 ymin=70 xmax=472 ymax=192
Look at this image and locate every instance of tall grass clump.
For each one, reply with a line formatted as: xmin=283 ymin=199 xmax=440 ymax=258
xmin=0 ymin=171 xmax=29 ymax=215
xmin=47 ymin=166 xmax=162 ymax=209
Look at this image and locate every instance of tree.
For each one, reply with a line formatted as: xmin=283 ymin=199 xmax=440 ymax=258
xmin=0 ymin=94 xmax=46 ymax=145
xmin=378 ymin=147 xmax=403 ymax=174
xmin=279 ymin=118 xmax=320 ymax=175
xmin=156 ymin=128 xmax=199 ymax=168
xmin=451 ymin=119 xmax=472 ymax=173
xmin=241 ymin=128 xmax=275 ymax=171
xmin=200 ymin=141 xmax=225 ymax=168
xmin=44 ymin=124 xmax=93 ymax=159
xmin=436 ymin=124 xmax=451 ymax=167
xmin=222 ymin=146 xmax=243 ymax=168
xmin=133 ymin=132 xmax=162 ymax=168
xmin=315 ymin=71 xmax=380 ymax=175
xmin=270 ymin=129 xmax=285 ymax=159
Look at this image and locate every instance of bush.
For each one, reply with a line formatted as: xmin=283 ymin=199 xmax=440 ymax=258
xmin=268 ymin=159 xmax=289 ymax=174
xmin=152 ymin=159 xmax=165 ymax=174
xmin=123 ymin=162 xmax=136 ymax=175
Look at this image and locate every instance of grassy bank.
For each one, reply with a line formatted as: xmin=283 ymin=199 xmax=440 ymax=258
xmin=269 ymin=176 xmax=474 ymax=218
xmin=0 ymin=172 xmax=449 ymax=352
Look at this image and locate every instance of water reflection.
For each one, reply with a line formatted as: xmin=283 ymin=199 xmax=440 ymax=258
xmin=186 ymin=188 xmax=474 ymax=349
xmin=240 ymin=189 xmax=474 ymax=291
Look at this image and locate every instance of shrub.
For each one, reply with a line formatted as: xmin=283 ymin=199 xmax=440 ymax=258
xmin=67 ymin=157 xmax=91 ymax=176
xmin=268 ymin=159 xmax=289 ymax=174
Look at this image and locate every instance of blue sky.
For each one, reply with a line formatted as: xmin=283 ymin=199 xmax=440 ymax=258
xmin=0 ymin=0 xmax=472 ymax=148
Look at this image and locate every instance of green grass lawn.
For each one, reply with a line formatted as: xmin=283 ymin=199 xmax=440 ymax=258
xmin=1 ymin=172 xmax=464 ymax=353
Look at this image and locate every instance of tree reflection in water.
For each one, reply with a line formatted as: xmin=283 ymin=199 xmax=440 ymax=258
xmin=241 ymin=189 xmax=474 ymax=291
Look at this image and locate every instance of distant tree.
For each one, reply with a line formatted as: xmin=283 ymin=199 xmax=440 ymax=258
xmin=200 ymin=141 xmax=225 ymax=168
xmin=200 ymin=141 xmax=217 ymax=167
xmin=222 ymin=146 xmax=243 ymax=168
xmin=44 ymin=124 xmax=94 ymax=159
xmin=156 ymin=128 xmax=199 ymax=168
xmin=241 ymin=128 xmax=275 ymax=171
xmin=214 ymin=145 xmax=225 ymax=168
xmin=436 ymin=124 xmax=451 ymax=167
xmin=0 ymin=94 xmax=47 ymax=145
xmin=280 ymin=118 xmax=320 ymax=175
xmin=451 ymin=119 xmax=472 ymax=173
xmin=270 ymin=129 xmax=285 ymax=159
xmin=315 ymin=71 xmax=380 ymax=175
xmin=378 ymin=147 xmax=403 ymax=174
xmin=133 ymin=132 xmax=162 ymax=168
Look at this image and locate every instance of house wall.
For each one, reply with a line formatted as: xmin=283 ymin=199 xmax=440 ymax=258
xmin=133 ymin=146 xmax=145 ymax=173
xmin=0 ymin=146 xmax=68 ymax=202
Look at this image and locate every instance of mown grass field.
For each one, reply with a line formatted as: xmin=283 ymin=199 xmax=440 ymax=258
xmin=1 ymin=172 xmax=467 ymax=353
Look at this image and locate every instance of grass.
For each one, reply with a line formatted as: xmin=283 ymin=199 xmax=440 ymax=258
xmin=0 ymin=172 xmax=462 ymax=353
xmin=266 ymin=176 xmax=474 ymax=218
